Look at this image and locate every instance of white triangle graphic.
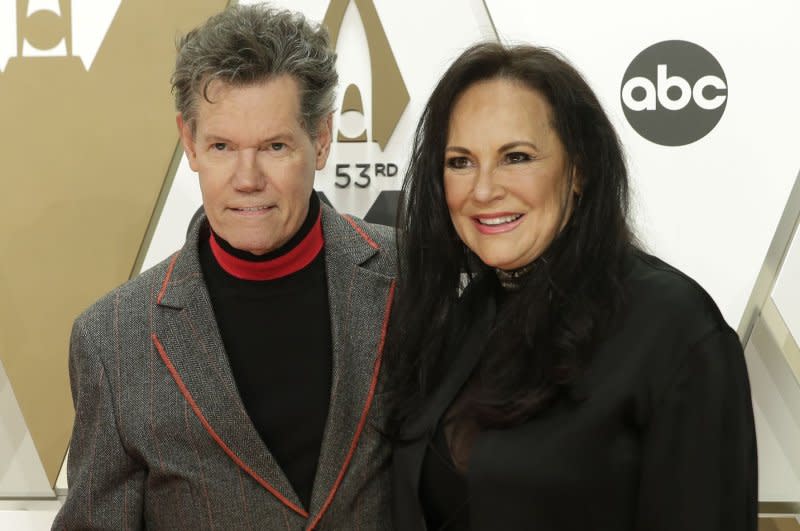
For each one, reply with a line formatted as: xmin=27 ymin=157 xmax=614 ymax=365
xmin=0 ymin=1 xmax=17 ymax=72
xmin=71 ymin=0 xmax=122 ymax=71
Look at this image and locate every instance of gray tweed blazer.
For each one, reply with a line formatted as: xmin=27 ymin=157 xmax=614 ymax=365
xmin=53 ymin=202 xmax=397 ymax=530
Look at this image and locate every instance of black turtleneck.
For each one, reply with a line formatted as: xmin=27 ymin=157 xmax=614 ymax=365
xmin=199 ymin=193 xmax=331 ymax=509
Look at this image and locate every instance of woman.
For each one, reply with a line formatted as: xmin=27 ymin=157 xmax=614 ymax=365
xmin=387 ymin=43 xmax=757 ymax=530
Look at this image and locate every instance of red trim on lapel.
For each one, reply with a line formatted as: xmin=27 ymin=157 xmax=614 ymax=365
xmin=150 ymin=333 xmax=310 ymax=519
xmin=157 ymin=252 xmax=181 ymax=304
xmin=342 ymin=215 xmax=379 ymax=250
xmin=306 ymin=280 xmax=396 ymax=530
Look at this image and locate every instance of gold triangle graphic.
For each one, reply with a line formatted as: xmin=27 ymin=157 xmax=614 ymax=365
xmin=323 ymin=0 xmax=409 ymax=150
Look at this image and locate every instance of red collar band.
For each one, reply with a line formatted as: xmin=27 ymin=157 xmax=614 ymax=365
xmin=209 ymin=212 xmax=324 ymax=281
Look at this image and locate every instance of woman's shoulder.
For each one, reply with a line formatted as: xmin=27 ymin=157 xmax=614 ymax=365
xmin=613 ymin=250 xmax=750 ymax=432
xmin=622 ymin=249 xmax=732 ymax=342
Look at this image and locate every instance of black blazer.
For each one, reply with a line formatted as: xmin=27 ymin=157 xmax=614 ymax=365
xmin=392 ymin=251 xmax=757 ymax=531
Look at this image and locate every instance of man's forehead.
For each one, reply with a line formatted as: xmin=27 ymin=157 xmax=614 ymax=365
xmin=200 ymin=75 xmax=301 ymax=105
xmin=194 ymin=76 xmax=306 ymax=133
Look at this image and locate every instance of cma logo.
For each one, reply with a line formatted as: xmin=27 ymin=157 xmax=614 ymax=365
xmin=621 ymin=40 xmax=728 ymax=147
xmin=322 ymin=0 xmax=409 ymax=150
xmin=0 ymin=0 xmax=122 ymax=72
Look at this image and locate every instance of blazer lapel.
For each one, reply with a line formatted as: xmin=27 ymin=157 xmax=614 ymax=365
xmin=395 ymin=274 xmax=496 ymax=521
xmin=307 ymin=204 xmax=396 ymax=523
xmin=401 ymin=280 xmax=496 ymax=441
xmin=151 ymin=213 xmax=306 ymax=517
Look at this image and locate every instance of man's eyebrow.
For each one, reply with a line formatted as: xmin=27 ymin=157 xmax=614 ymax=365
xmin=258 ymin=131 xmax=296 ymax=144
xmin=204 ymin=135 xmax=232 ymax=143
xmin=202 ymin=132 xmax=297 ymax=144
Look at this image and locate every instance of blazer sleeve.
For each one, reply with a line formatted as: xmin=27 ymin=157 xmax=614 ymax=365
xmin=51 ymin=317 xmax=145 ymax=530
xmin=635 ymin=326 xmax=758 ymax=530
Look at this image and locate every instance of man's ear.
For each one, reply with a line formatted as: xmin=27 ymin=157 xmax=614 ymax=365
xmin=176 ymin=113 xmax=199 ymax=172
xmin=314 ymin=114 xmax=333 ymax=171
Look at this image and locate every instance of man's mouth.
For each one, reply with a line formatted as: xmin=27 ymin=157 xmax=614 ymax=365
xmin=232 ymin=205 xmax=272 ymax=212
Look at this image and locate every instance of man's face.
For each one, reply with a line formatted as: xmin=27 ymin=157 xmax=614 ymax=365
xmin=178 ymin=75 xmax=331 ymax=255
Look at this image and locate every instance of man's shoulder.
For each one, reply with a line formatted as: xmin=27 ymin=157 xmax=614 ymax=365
xmin=76 ymin=251 xmax=180 ymax=328
xmin=320 ymin=203 xmax=397 ymax=271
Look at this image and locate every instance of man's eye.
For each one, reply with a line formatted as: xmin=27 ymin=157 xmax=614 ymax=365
xmin=445 ymin=156 xmax=471 ymax=169
xmin=506 ymin=152 xmax=532 ymax=164
xmin=212 ymin=143 xmax=227 ymax=151
xmin=270 ymin=142 xmax=286 ymax=151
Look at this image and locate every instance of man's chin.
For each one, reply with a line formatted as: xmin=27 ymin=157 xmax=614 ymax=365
xmin=215 ymin=230 xmax=278 ymax=256
xmin=236 ymin=240 xmax=278 ymax=256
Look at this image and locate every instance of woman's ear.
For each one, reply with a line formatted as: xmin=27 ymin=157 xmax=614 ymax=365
xmin=571 ymin=168 xmax=583 ymax=196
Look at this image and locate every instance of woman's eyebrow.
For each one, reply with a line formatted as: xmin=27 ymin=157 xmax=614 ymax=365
xmin=498 ymin=141 xmax=539 ymax=152
xmin=444 ymin=146 xmax=471 ymax=154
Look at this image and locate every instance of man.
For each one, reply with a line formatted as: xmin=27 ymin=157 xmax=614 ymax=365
xmin=53 ymin=5 xmax=396 ymax=529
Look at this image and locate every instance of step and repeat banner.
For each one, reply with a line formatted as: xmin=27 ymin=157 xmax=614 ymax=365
xmin=145 ymin=0 xmax=800 ymax=331
xmin=0 ymin=0 xmax=228 ymax=491
xmin=0 ymin=0 xmax=798 ymax=512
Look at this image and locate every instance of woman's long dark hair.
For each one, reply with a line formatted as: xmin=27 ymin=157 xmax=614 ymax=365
xmin=385 ymin=43 xmax=634 ymax=434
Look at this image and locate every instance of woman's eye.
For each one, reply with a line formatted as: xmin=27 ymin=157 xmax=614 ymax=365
xmin=506 ymin=152 xmax=532 ymax=164
xmin=446 ymin=156 xmax=471 ymax=169
xmin=212 ymin=142 xmax=227 ymax=151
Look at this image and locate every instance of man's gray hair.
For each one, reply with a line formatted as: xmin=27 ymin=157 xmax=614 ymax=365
xmin=172 ymin=3 xmax=338 ymax=137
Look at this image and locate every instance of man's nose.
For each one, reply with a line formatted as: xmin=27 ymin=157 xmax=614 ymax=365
xmin=231 ymin=148 xmax=266 ymax=192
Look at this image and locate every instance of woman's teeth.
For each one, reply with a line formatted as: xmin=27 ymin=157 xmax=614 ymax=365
xmin=477 ymin=214 xmax=522 ymax=226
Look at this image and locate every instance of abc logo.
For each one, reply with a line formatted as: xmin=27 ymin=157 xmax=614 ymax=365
xmin=620 ymin=40 xmax=727 ymax=146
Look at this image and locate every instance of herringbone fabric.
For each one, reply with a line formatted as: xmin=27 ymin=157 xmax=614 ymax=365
xmin=53 ymin=202 xmax=397 ymax=530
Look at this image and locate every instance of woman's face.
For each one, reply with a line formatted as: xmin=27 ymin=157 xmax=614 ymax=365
xmin=443 ymin=77 xmax=578 ymax=271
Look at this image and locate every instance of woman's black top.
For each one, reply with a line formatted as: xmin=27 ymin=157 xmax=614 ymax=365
xmin=393 ymin=250 xmax=757 ymax=531
xmin=419 ymin=423 xmax=471 ymax=529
